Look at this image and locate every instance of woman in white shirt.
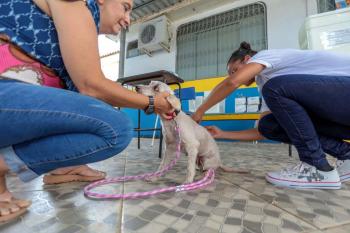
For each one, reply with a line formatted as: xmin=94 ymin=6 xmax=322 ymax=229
xmin=192 ymin=42 xmax=350 ymax=190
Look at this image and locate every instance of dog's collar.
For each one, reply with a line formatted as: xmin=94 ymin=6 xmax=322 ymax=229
xmin=165 ymin=109 xmax=180 ymax=120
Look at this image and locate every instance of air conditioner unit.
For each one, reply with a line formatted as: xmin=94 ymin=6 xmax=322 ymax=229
xmin=299 ymin=7 xmax=350 ymax=53
xmin=138 ymin=15 xmax=172 ymax=56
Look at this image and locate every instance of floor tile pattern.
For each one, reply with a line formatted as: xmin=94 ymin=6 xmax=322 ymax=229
xmin=2 ymin=139 xmax=350 ymax=233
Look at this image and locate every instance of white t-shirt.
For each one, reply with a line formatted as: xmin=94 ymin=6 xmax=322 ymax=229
xmin=247 ymin=49 xmax=350 ymax=112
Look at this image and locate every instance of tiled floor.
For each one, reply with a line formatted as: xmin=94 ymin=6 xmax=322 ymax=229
xmin=2 ymin=139 xmax=350 ymax=233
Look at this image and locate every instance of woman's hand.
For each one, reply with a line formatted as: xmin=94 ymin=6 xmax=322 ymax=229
xmin=154 ymin=92 xmax=174 ymax=120
xmin=205 ymin=126 xmax=225 ymax=139
xmin=191 ymin=109 xmax=205 ymax=123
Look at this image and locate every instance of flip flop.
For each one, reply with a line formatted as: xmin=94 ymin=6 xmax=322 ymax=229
xmin=43 ymin=173 xmax=106 ymax=184
xmin=43 ymin=168 xmax=106 ymax=185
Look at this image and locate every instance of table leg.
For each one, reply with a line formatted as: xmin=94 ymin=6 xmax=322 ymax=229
xmin=288 ymin=144 xmax=292 ymax=157
xmin=159 ymin=127 xmax=163 ymax=158
xmin=138 ymin=109 xmax=141 ymax=149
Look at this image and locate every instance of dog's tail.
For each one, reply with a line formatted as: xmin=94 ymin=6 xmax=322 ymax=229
xmin=219 ymin=165 xmax=250 ymax=174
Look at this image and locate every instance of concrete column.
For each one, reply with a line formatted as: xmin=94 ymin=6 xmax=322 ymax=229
xmin=118 ymin=29 xmax=127 ymax=79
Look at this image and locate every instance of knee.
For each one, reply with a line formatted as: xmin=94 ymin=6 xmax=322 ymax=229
xmin=257 ymin=114 xmax=279 ymax=138
xmin=101 ymin=110 xmax=133 ymax=153
xmin=110 ymin=112 xmax=133 ymax=151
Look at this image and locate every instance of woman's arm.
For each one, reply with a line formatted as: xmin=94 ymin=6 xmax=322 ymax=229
xmin=193 ymin=63 xmax=265 ymax=122
xmin=205 ymin=111 xmax=271 ymax=141
xmin=46 ymin=0 xmax=170 ymax=112
xmin=206 ymin=126 xmax=264 ymax=141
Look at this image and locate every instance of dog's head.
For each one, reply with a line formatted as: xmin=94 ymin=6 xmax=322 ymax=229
xmin=135 ymin=81 xmax=181 ymax=111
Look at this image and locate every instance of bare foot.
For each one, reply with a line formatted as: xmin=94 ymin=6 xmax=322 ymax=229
xmin=0 ymin=158 xmax=31 ymax=223
xmin=43 ymin=165 xmax=106 ymax=185
xmin=0 ymin=191 xmax=31 ymax=209
xmin=0 ymin=190 xmax=31 ymax=223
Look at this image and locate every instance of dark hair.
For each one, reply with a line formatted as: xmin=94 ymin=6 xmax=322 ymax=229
xmin=227 ymin=41 xmax=257 ymax=65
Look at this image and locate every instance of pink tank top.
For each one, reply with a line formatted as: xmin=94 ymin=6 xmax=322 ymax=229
xmin=0 ymin=43 xmax=65 ymax=89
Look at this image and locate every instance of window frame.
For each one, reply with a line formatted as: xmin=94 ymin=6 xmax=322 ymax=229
xmin=317 ymin=0 xmax=336 ymax=13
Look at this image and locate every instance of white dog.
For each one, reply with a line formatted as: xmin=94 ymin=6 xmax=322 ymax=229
xmin=136 ymin=81 xmax=248 ymax=183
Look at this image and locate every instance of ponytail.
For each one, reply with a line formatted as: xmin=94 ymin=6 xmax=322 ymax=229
xmin=227 ymin=41 xmax=257 ymax=65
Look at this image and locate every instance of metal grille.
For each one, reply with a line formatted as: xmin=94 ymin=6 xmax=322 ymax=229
xmin=317 ymin=0 xmax=336 ymax=13
xmin=141 ymin=24 xmax=156 ymax=44
xmin=126 ymin=40 xmax=145 ymax=58
xmin=126 ymin=40 xmax=139 ymax=58
xmin=176 ymin=3 xmax=267 ymax=81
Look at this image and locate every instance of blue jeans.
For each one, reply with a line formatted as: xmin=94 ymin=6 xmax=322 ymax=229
xmin=0 ymin=80 xmax=133 ymax=181
xmin=259 ymin=75 xmax=350 ymax=170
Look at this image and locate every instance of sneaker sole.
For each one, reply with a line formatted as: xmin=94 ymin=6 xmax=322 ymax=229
xmin=266 ymin=174 xmax=341 ymax=189
xmin=340 ymin=173 xmax=350 ymax=182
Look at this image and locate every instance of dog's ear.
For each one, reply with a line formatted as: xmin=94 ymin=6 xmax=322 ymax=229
xmin=166 ymin=95 xmax=181 ymax=111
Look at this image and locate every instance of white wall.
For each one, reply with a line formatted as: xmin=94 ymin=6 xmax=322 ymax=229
xmin=124 ymin=0 xmax=318 ymax=77
xmin=101 ymin=54 xmax=119 ymax=81
xmin=98 ymin=35 xmax=120 ymax=81
xmin=265 ymin=0 xmax=317 ymax=49
xmin=124 ymin=23 xmax=176 ymax=76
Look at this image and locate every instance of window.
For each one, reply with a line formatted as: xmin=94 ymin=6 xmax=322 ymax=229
xmin=176 ymin=3 xmax=267 ymax=81
xmin=126 ymin=40 xmax=145 ymax=58
xmin=317 ymin=0 xmax=336 ymax=13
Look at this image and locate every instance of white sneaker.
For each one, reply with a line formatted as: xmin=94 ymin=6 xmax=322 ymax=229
xmin=336 ymin=160 xmax=350 ymax=182
xmin=266 ymin=162 xmax=341 ymax=189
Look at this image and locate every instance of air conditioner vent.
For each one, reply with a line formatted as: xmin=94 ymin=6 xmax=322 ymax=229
xmin=141 ymin=24 xmax=156 ymax=44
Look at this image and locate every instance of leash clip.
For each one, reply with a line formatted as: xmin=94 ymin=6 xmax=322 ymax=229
xmin=175 ymin=185 xmax=185 ymax=192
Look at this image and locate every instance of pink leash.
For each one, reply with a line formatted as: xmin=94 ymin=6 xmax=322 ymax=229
xmin=84 ymin=122 xmax=215 ymax=199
